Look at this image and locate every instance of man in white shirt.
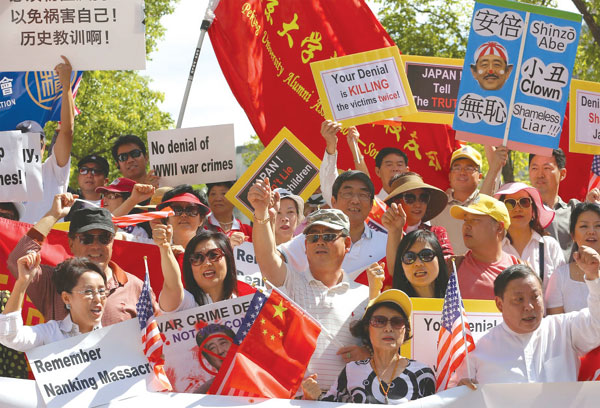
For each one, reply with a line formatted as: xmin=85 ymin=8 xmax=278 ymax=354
xmin=249 ymin=179 xmax=373 ymax=391
xmin=452 ymin=247 xmax=600 ymax=388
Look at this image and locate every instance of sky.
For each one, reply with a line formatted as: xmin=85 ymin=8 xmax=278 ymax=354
xmin=144 ymin=0 xmax=581 ymax=148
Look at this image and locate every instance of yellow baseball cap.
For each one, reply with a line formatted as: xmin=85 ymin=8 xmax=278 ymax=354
xmin=450 ymin=193 xmax=511 ymax=230
xmin=364 ymin=289 xmax=413 ymax=320
xmin=450 ymin=145 xmax=482 ymax=169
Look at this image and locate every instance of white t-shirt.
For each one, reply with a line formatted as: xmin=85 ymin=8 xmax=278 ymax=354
xmin=545 ymin=263 xmax=589 ymax=312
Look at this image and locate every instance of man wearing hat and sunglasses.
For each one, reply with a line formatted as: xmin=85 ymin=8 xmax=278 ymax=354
xmin=8 ymin=193 xmax=158 ymax=325
xmin=450 ymin=194 xmax=524 ymax=300
xmin=249 ymin=179 xmax=371 ymax=392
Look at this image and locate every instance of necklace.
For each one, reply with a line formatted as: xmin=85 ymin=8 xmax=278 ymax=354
xmin=371 ymin=356 xmax=401 ymax=403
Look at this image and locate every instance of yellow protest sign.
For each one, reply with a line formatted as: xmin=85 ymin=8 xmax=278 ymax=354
xmin=310 ymin=46 xmax=416 ymax=127
xmin=226 ymin=127 xmax=321 ymax=220
xmin=569 ymin=79 xmax=600 ymax=154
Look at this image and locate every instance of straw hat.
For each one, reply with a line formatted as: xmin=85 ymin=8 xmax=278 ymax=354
xmin=384 ymin=173 xmax=448 ymax=222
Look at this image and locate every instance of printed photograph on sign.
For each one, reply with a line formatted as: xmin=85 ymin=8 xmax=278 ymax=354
xmin=569 ymin=79 xmax=600 ymax=154
xmin=226 ymin=127 xmax=321 ymax=220
xmin=310 ymin=46 xmax=416 ymax=127
xmin=401 ymin=56 xmax=463 ymax=125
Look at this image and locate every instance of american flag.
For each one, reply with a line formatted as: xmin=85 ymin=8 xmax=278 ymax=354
xmin=136 ymin=269 xmax=172 ymax=391
xmin=435 ymin=270 xmax=475 ymax=391
xmin=588 ymin=155 xmax=600 ymax=192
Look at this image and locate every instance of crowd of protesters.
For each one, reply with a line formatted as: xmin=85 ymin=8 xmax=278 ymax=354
xmin=0 ymin=59 xmax=599 ymax=404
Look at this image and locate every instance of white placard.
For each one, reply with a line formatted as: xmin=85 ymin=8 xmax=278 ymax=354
xmin=22 ymin=132 xmax=43 ymax=203
xmin=0 ymin=0 xmax=146 ymax=71
xmin=26 ymin=318 xmax=153 ymax=408
xmin=234 ymin=241 xmax=266 ymax=290
xmin=0 ymin=130 xmax=27 ymax=201
xmin=575 ymin=89 xmax=600 ymax=146
xmin=148 ymin=125 xmax=236 ymax=187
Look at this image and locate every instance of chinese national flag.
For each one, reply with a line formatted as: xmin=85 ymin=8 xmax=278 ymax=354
xmin=209 ymin=0 xmax=459 ymax=192
xmin=208 ymin=289 xmax=321 ymax=398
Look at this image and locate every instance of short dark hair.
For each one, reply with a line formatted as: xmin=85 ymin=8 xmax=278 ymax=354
xmin=195 ymin=323 xmax=235 ymax=365
xmin=350 ymin=301 xmax=412 ymax=350
xmin=393 ymin=229 xmax=448 ymax=298
xmin=0 ymin=203 xmax=19 ymax=221
xmin=52 ymin=257 xmax=106 ymax=295
xmin=331 ymin=170 xmax=375 ymax=201
xmin=206 ymin=181 xmax=235 ymax=195
xmin=569 ymin=203 xmax=600 ymax=251
xmin=494 ymin=264 xmax=541 ymax=298
xmin=375 ymin=147 xmax=408 ymax=169
xmin=528 ymin=148 xmax=566 ymax=169
xmin=182 ymin=230 xmax=238 ymax=306
xmin=161 ymin=184 xmax=209 ymax=217
xmin=111 ymin=135 xmax=147 ymax=163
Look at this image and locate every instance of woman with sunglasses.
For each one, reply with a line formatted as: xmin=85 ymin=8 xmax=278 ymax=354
xmin=494 ymin=182 xmax=564 ymax=290
xmin=0 ymin=253 xmax=106 ymax=351
xmin=156 ymin=185 xmax=211 ymax=252
xmin=392 ymin=230 xmax=448 ymax=298
xmin=302 ymin=289 xmax=435 ymax=403
xmin=152 ymin=226 xmax=238 ymax=312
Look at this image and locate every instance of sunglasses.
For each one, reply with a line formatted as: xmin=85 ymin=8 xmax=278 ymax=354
xmin=190 ymin=248 xmax=225 ymax=266
xmin=369 ymin=315 xmax=406 ymax=329
xmin=79 ymin=166 xmax=104 ymax=176
xmin=171 ymin=205 xmax=200 ymax=217
xmin=116 ymin=149 xmax=143 ymax=162
xmin=104 ymin=192 xmax=123 ymax=200
xmin=401 ymin=248 xmax=436 ymax=264
xmin=400 ymin=192 xmax=430 ymax=205
xmin=503 ymin=197 xmax=532 ymax=211
xmin=305 ymin=232 xmax=343 ymax=243
xmin=76 ymin=232 xmax=114 ymax=245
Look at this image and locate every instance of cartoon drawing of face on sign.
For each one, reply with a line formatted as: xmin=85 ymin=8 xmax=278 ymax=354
xmin=470 ymin=42 xmax=514 ymax=91
xmin=195 ymin=324 xmax=235 ymax=374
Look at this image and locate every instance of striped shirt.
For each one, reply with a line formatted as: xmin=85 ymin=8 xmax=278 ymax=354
xmin=282 ymin=264 xmax=369 ymax=390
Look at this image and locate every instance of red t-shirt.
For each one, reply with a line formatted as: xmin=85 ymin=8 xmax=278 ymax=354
xmin=457 ymin=251 xmax=522 ymax=300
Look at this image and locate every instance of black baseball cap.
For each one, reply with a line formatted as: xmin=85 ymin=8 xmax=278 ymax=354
xmin=68 ymin=208 xmax=115 ymax=235
xmin=78 ymin=154 xmax=110 ymax=176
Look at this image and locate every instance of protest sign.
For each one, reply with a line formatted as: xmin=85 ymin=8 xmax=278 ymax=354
xmin=453 ymin=0 xmax=581 ymax=155
xmin=400 ymin=56 xmax=463 ymax=125
xmin=148 ymin=125 xmax=236 ymax=187
xmin=156 ymin=295 xmax=253 ymax=393
xmin=310 ymin=46 xmax=416 ymax=126
xmin=21 ymin=132 xmax=43 ymax=203
xmin=0 ymin=70 xmax=82 ymax=132
xmin=569 ymin=79 xmax=600 ymax=155
xmin=0 ymin=0 xmax=146 ymax=71
xmin=26 ymin=318 xmax=153 ymax=408
xmin=401 ymin=298 xmax=501 ymax=372
xmin=234 ymin=241 xmax=266 ymax=291
xmin=226 ymin=127 xmax=321 ymax=220
xmin=0 ymin=130 xmax=26 ymax=201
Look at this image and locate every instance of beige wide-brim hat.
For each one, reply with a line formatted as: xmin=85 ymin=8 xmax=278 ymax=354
xmin=384 ymin=174 xmax=448 ymax=222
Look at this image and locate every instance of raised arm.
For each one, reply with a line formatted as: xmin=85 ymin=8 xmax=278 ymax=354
xmin=3 ymin=252 xmax=41 ymax=314
xmin=52 ymin=56 xmax=75 ymax=168
xmin=249 ymin=178 xmax=287 ymax=287
xmin=151 ymin=221 xmax=184 ymax=312
xmin=381 ymin=202 xmax=407 ymax=277
xmin=112 ymin=184 xmax=155 ymax=216
xmin=319 ymin=120 xmax=342 ymax=206
xmin=480 ymin=145 xmax=508 ymax=196
xmin=346 ymin=126 xmax=370 ymax=176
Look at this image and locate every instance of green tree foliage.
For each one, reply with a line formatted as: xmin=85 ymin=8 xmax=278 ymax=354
xmin=44 ymin=0 xmax=179 ymax=187
xmin=242 ymin=134 xmax=265 ymax=167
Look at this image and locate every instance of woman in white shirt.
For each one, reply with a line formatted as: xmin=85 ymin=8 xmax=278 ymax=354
xmin=495 ymin=182 xmax=564 ymax=291
xmin=546 ymin=202 xmax=600 ymax=314
xmin=0 ymin=253 xmax=106 ymax=351
xmin=153 ymin=226 xmax=238 ymax=313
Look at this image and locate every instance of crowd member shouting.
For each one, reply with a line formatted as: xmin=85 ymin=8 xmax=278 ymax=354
xmin=0 ymin=253 xmax=106 ymax=351
xmin=302 ymin=290 xmax=435 ymax=403
xmin=249 ymin=178 xmax=370 ymax=392
xmin=7 ymin=193 xmax=157 ymax=325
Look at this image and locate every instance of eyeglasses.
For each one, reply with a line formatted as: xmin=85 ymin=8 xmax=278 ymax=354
xmin=503 ymin=197 xmax=532 ymax=211
xmin=116 ymin=149 xmax=143 ymax=162
xmin=73 ymin=288 xmax=107 ymax=299
xmin=338 ymin=190 xmax=372 ymax=202
xmin=400 ymin=192 xmax=430 ymax=205
xmin=79 ymin=166 xmax=104 ymax=176
xmin=450 ymin=165 xmax=479 ymax=174
xmin=171 ymin=205 xmax=200 ymax=217
xmin=369 ymin=315 xmax=406 ymax=330
xmin=305 ymin=232 xmax=343 ymax=243
xmin=401 ymin=248 xmax=436 ymax=264
xmin=104 ymin=192 xmax=123 ymax=200
xmin=76 ymin=232 xmax=114 ymax=245
xmin=190 ymin=248 xmax=225 ymax=266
